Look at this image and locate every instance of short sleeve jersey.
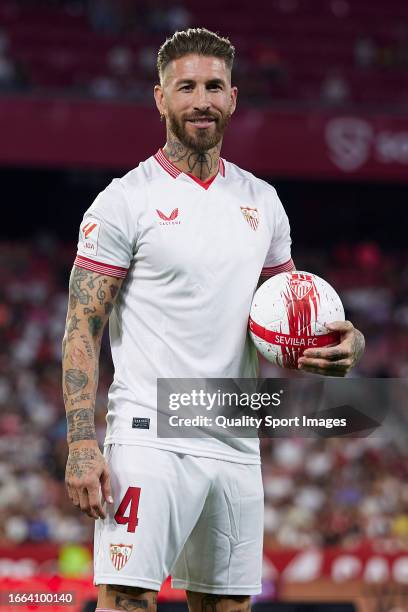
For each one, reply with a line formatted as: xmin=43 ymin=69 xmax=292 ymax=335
xmin=75 ymin=150 xmax=294 ymax=464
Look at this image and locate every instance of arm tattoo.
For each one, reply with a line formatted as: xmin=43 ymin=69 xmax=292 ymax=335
xmin=70 ymin=267 xmax=91 ymax=308
xmin=80 ymin=334 xmax=94 ymax=359
xmin=65 ymin=368 xmax=88 ymax=395
xmin=66 ymin=447 xmax=98 ymax=479
xmin=88 ymin=315 xmax=103 ymax=337
xmin=68 ymin=346 xmax=89 ymax=370
xmin=96 ymin=280 xmax=107 ymax=305
xmin=67 ymin=313 xmax=80 ymax=339
xmin=66 ymin=407 xmax=96 ymax=443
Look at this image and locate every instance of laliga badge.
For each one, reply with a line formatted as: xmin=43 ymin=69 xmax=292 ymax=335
xmin=80 ymin=218 xmax=100 ymax=255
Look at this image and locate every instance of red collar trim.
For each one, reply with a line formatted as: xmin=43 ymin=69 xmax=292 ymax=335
xmin=154 ymin=148 xmax=181 ymax=178
xmin=154 ymin=148 xmax=226 ymax=181
xmin=186 ymin=173 xmax=217 ymax=190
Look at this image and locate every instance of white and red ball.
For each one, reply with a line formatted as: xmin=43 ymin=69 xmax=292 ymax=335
xmin=249 ymin=271 xmax=345 ymax=369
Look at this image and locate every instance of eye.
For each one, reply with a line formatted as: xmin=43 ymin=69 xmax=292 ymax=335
xmin=208 ymin=84 xmax=222 ymax=90
xmin=180 ymin=85 xmax=192 ymax=91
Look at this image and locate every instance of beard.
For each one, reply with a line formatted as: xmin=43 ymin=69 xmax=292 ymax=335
xmin=167 ymin=108 xmax=231 ymax=153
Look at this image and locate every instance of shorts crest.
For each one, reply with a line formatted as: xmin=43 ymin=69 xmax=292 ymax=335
xmin=110 ymin=543 xmax=133 ymax=571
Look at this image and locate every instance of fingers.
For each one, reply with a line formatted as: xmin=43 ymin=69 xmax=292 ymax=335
xmin=77 ymin=487 xmax=95 ymax=519
xmin=301 ymin=346 xmax=350 ymax=361
xmin=77 ymin=484 xmax=106 ymax=520
xmin=67 ymin=479 xmax=106 ymax=519
xmin=299 ymin=357 xmax=350 ymax=376
xmin=100 ymin=467 xmax=114 ymax=506
xmin=66 ymin=484 xmax=80 ymax=508
xmin=87 ymin=483 xmax=107 ymax=520
xmin=325 ymin=320 xmax=354 ymax=332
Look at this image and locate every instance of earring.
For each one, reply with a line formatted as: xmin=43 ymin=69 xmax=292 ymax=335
xmin=160 ymin=114 xmax=165 ymax=122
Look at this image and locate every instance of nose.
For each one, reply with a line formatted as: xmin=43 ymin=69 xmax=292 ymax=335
xmin=192 ymin=84 xmax=211 ymax=112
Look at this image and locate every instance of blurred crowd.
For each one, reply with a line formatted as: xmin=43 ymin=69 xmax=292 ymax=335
xmin=262 ymin=437 xmax=408 ymax=552
xmin=0 ymin=237 xmax=407 ymax=548
xmin=0 ymin=0 xmax=407 ymax=108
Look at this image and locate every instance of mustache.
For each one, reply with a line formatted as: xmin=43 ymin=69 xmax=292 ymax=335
xmin=184 ymin=113 xmax=219 ymax=121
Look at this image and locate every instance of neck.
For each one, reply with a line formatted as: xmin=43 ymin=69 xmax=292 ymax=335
xmin=163 ymin=133 xmax=222 ymax=181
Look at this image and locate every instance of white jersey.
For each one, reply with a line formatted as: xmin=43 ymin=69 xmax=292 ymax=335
xmin=75 ymin=150 xmax=293 ymax=464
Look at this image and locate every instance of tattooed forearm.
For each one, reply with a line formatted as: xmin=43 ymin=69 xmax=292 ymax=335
xmin=63 ymin=268 xmax=123 ymax=444
xmin=66 ymin=447 xmax=98 ymax=478
xmin=66 ymin=407 xmax=96 ymax=444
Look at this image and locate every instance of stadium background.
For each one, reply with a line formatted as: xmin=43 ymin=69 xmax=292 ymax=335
xmin=0 ymin=1 xmax=408 ymax=611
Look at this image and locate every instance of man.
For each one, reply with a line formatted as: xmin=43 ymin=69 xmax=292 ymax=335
xmin=62 ymin=28 xmax=365 ymax=612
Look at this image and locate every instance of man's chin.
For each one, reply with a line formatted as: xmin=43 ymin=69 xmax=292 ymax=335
xmin=185 ymin=134 xmax=222 ymax=153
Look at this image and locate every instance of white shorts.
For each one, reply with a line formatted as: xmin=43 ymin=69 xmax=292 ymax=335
xmin=94 ymin=444 xmax=264 ymax=595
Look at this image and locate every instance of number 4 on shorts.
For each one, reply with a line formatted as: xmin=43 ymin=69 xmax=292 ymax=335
xmin=114 ymin=487 xmax=141 ymax=533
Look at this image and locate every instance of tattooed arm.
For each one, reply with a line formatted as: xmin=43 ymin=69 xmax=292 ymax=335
xmin=62 ymin=265 xmax=123 ymax=519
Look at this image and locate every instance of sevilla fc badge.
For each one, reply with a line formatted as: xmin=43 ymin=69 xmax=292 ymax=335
xmin=110 ymin=543 xmax=133 ymax=571
xmin=240 ymin=207 xmax=259 ymax=231
xmin=289 ymin=273 xmax=314 ymax=300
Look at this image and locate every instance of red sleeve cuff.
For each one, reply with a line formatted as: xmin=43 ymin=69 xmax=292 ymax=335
xmin=261 ymin=258 xmax=295 ymax=278
xmin=74 ymin=255 xmax=128 ymax=278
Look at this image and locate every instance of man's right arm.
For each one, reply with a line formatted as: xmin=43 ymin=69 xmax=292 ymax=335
xmin=62 ymin=265 xmax=123 ymax=519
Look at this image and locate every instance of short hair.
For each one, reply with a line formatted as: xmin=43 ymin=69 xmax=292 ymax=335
xmin=157 ymin=28 xmax=235 ymax=82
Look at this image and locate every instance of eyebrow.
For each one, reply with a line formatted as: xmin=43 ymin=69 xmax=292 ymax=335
xmin=175 ymin=78 xmax=226 ymax=87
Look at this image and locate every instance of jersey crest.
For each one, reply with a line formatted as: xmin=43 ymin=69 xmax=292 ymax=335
xmin=240 ymin=207 xmax=259 ymax=231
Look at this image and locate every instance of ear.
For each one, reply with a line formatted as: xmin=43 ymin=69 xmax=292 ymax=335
xmin=229 ymin=85 xmax=238 ymax=116
xmin=154 ymin=84 xmax=166 ymax=119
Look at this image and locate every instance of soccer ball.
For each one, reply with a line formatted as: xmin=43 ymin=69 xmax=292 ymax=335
xmin=249 ymin=271 xmax=345 ymax=369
